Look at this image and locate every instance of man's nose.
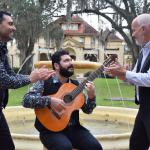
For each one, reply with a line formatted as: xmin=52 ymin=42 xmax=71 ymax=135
xmin=12 ymin=26 xmax=16 ymax=32
xmin=70 ymin=61 xmax=73 ymax=65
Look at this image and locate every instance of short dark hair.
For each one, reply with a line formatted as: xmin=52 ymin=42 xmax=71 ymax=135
xmin=51 ymin=50 xmax=69 ymax=70
xmin=0 ymin=11 xmax=11 ymax=23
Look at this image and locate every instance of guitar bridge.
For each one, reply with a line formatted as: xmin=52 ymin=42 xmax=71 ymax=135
xmin=51 ymin=109 xmax=61 ymax=120
xmin=47 ymin=105 xmax=61 ymax=120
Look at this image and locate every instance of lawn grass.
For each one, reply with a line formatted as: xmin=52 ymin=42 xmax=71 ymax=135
xmin=94 ymin=78 xmax=137 ymax=108
xmin=8 ymin=85 xmax=31 ymax=106
xmin=8 ymin=78 xmax=137 ymax=108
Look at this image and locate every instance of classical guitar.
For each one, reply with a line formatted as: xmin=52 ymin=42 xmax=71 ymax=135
xmin=35 ymin=55 xmax=116 ymax=132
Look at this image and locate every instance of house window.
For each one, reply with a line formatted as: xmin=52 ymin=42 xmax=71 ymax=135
xmin=62 ymin=24 xmax=78 ymax=30
xmin=71 ymin=24 xmax=78 ymax=30
xmin=79 ymin=37 xmax=85 ymax=44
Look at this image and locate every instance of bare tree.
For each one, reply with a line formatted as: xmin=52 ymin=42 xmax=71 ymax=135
xmin=0 ymin=0 xmax=65 ymax=74
xmin=71 ymin=0 xmax=150 ymax=66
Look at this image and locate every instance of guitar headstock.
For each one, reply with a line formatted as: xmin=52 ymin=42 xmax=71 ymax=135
xmin=103 ymin=54 xmax=117 ymax=67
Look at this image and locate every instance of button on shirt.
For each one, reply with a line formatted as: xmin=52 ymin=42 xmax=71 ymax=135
xmin=126 ymin=41 xmax=150 ymax=101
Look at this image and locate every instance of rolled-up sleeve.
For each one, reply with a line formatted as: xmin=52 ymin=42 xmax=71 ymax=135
xmin=22 ymin=81 xmax=51 ymax=108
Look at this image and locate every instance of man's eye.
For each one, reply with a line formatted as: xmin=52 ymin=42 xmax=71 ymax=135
xmin=9 ymin=22 xmax=13 ymax=25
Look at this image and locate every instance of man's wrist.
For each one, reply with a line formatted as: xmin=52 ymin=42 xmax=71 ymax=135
xmin=88 ymin=96 xmax=96 ymax=101
xmin=27 ymin=75 xmax=32 ymax=83
xmin=122 ymin=68 xmax=127 ymax=76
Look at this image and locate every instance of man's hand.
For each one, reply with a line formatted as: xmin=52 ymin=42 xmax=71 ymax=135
xmin=50 ymin=97 xmax=66 ymax=116
xmin=104 ymin=61 xmax=127 ymax=80
xmin=29 ymin=66 xmax=55 ymax=83
xmin=85 ymin=81 xmax=96 ymax=100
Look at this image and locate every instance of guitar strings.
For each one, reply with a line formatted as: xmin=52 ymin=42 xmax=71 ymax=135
xmin=69 ymin=57 xmax=113 ymax=100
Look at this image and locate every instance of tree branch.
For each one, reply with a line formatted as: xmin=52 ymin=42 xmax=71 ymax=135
xmin=143 ymin=1 xmax=150 ymax=13
xmin=104 ymin=0 xmax=128 ymax=20
xmin=122 ymin=0 xmax=129 ymax=12
xmin=128 ymin=0 xmax=137 ymax=17
xmin=72 ymin=9 xmax=133 ymax=47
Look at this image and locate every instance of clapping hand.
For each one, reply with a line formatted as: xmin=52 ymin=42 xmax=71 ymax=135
xmin=104 ymin=61 xmax=126 ymax=80
xmin=30 ymin=65 xmax=56 ymax=83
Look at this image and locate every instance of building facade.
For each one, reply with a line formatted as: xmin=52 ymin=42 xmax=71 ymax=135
xmin=8 ymin=15 xmax=126 ymax=69
xmin=33 ymin=15 xmax=124 ymax=66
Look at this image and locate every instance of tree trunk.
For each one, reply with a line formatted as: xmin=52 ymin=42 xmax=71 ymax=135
xmin=72 ymin=8 xmax=139 ymax=68
xmin=18 ymin=37 xmax=35 ymax=74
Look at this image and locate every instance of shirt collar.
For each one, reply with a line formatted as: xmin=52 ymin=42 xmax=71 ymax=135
xmin=52 ymin=76 xmax=71 ymax=84
xmin=143 ymin=41 xmax=150 ymax=49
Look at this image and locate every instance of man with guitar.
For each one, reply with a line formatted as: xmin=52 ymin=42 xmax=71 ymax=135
xmin=23 ymin=50 xmax=103 ymax=150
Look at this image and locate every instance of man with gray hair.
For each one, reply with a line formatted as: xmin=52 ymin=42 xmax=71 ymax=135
xmin=105 ymin=13 xmax=150 ymax=150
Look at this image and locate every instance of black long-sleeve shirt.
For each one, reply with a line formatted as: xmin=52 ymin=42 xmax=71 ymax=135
xmin=0 ymin=42 xmax=31 ymax=89
xmin=0 ymin=41 xmax=31 ymax=108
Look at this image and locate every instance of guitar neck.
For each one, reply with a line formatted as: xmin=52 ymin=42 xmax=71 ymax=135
xmin=71 ymin=65 xmax=104 ymax=99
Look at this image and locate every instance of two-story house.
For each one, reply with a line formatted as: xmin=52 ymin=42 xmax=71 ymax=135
xmin=33 ymin=15 xmax=103 ymax=63
xmin=8 ymin=15 xmax=125 ymax=69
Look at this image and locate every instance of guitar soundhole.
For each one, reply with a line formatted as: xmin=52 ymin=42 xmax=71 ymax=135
xmin=63 ymin=94 xmax=73 ymax=103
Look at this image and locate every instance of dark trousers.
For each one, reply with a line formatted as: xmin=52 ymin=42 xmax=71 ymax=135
xmin=40 ymin=126 xmax=103 ymax=150
xmin=130 ymin=109 xmax=150 ymax=150
xmin=0 ymin=112 xmax=15 ymax=150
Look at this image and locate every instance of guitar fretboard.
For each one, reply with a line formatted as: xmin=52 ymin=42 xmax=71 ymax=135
xmin=70 ymin=65 xmax=104 ymax=99
xmin=68 ymin=56 xmax=115 ymax=101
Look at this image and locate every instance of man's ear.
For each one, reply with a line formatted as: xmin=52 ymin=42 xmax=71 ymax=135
xmin=142 ymin=26 xmax=147 ymax=33
xmin=54 ymin=63 xmax=59 ymax=70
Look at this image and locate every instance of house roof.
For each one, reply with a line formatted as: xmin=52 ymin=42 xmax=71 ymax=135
xmin=54 ymin=15 xmax=123 ymax=42
xmin=107 ymin=33 xmax=123 ymax=42
xmin=54 ymin=15 xmax=99 ymax=36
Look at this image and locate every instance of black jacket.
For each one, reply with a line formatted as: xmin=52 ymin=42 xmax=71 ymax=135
xmin=135 ymin=50 xmax=150 ymax=109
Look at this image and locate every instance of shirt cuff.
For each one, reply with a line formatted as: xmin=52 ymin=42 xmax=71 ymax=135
xmin=25 ymin=75 xmax=31 ymax=84
xmin=45 ymin=96 xmax=51 ymax=106
xmin=125 ymin=70 xmax=132 ymax=82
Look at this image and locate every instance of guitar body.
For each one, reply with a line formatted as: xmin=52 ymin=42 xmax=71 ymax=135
xmin=35 ymin=83 xmax=85 ymax=132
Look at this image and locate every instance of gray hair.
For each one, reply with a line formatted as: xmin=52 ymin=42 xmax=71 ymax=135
xmin=135 ymin=14 xmax=150 ymax=29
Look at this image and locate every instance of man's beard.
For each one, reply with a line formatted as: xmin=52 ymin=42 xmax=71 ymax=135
xmin=59 ymin=65 xmax=74 ymax=78
xmin=135 ymin=36 xmax=145 ymax=47
xmin=136 ymin=39 xmax=143 ymax=46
